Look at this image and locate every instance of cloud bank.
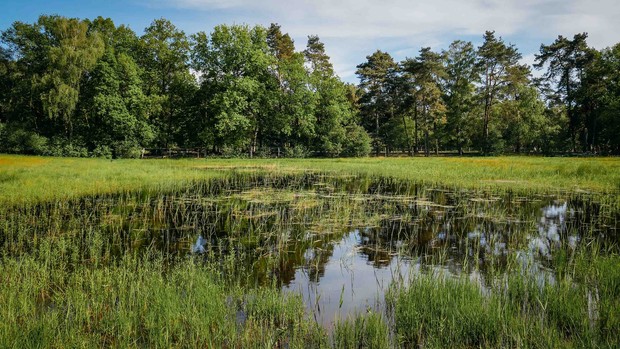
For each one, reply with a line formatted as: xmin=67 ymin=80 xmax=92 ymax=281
xmin=153 ymin=0 xmax=620 ymax=81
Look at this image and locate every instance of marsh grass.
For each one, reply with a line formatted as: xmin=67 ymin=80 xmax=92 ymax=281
xmin=0 ymin=251 xmax=328 ymax=348
xmin=2 ymin=155 xmax=620 ymax=205
xmin=333 ymin=312 xmax=390 ymax=349
xmin=0 ymin=157 xmax=619 ymax=348
xmin=384 ymin=243 xmax=620 ymax=348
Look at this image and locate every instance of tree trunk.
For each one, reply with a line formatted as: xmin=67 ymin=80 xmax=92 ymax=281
xmin=458 ymin=123 xmax=463 ymax=156
xmin=483 ymin=95 xmax=490 ymax=154
xmin=434 ymin=121 xmax=438 ymax=156
xmin=402 ymin=114 xmax=412 ymax=156
xmin=424 ymin=129 xmax=429 ymax=157
xmin=413 ymin=104 xmax=418 ymax=154
xmin=375 ymin=112 xmax=380 ymax=156
xmin=250 ymin=126 xmax=259 ymax=158
xmin=565 ymin=69 xmax=576 ymax=152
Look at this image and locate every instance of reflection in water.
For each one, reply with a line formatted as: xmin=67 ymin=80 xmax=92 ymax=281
xmin=191 ymin=235 xmax=207 ymax=254
xmin=284 ymin=230 xmax=409 ymax=328
xmin=1 ymin=173 xmax=616 ymax=327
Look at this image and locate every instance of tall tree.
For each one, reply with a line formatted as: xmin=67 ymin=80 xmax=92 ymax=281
xmin=0 ymin=46 xmax=12 ymax=124
xmin=191 ymin=24 xmax=272 ymax=156
xmin=442 ymin=40 xmax=478 ymax=155
xmin=356 ymin=50 xmax=399 ymax=155
xmin=534 ymin=33 xmax=593 ymax=152
xmin=140 ymin=18 xmax=192 ymax=148
xmin=496 ymin=85 xmax=550 ymax=153
xmin=305 ymin=35 xmax=355 ymax=156
xmin=403 ymin=47 xmax=447 ymax=156
xmin=266 ymin=24 xmax=316 ymax=149
xmin=477 ymin=31 xmax=527 ymax=154
xmin=578 ymin=43 xmax=620 ymax=153
xmin=78 ymin=48 xmax=154 ymax=154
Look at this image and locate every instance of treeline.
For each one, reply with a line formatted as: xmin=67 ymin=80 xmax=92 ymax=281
xmin=0 ymin=15 xmax=368 ymax=158
xmin=357 ymin=32 xmax=620 ymax=155
xmin=0 ymin=15 xmax=618 ymax=158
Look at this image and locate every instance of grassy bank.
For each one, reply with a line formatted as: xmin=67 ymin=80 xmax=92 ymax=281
xmin=1 ymin=155 xmax=619 ymax=348
xmin=1 ymin=155 xmax=619 ymax=205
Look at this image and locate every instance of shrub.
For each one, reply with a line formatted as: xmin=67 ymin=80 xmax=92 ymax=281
xmin=91 ymin=145 xmax=113 ymax=159
xmin=342 ymin=124 xmax=372 ymax=157
xmin=0 ymin=125 xmax=49 ymax=155
xmin=112 ymin=140 xmax=142 ymax=159
xmin=46 ymin=139 xmax=89 ymax=157
xmin=284 ymin=145 xmax=309 ymax=158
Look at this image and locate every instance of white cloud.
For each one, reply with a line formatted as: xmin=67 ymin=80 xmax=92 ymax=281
xmin=520 ymin=53 xmax=545 ymax=79
xmin=153 ymin=0 xmax=620 ymax=81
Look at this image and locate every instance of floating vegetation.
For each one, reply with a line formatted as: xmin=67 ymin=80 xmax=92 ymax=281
xmin=0 ymin=171 xmax=618 ymax=347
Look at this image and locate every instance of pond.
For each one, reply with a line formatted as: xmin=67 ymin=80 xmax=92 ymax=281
xmin=1 ymin=172 xmax=617 ymax=331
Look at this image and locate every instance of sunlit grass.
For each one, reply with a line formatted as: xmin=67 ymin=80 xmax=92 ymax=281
xmin=1 ymin=155 xmax=619 ymax=347
xmin=2 ymin=155 xmax=618 ymax=206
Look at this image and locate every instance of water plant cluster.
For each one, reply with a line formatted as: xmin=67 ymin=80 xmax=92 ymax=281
xmin=1 ymin=169 xmax=618 ymax=348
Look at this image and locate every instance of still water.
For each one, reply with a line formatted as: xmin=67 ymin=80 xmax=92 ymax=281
xmin=2 ymin=172 xmax=616 ymax=328
xmin=180 ymin=173 xmax=617 ymax=328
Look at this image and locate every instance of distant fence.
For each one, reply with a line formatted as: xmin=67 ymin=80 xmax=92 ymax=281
xmin=142 ymin=148 xmax=208 ymax=158
xmin=140 ymin=148 xmax=603 ymax=159
xmin=141 ymin=147 xmax=318 ymax=158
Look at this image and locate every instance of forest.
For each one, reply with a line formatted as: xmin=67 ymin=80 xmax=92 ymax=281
xmin=0 ymin=15 xmax=619 ymax=158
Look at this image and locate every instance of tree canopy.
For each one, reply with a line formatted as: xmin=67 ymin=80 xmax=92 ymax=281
xmin=1 ymin=15 xmax=619 ymax=157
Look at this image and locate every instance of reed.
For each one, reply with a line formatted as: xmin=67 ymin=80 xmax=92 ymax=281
xmin=0 ymin=158 xmax=618 ymax=347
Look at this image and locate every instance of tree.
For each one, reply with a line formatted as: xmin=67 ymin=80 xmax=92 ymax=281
xmin=191 ymin=24 xmax=273 ymax=156
xmin=0 ymin=46 xmax=12 ymax=124
xmin=266 ymin=24 xmax=316 ymax=149
xmin=1 ymin=18 xmax=53 ymax=132
xmin=443 ymin=40 xmax=478 ymax=155
xmin=356 ymin=50 xmax=399 ymax=155
xmin=140 ymin=18 xmax=192 ymax=148
xmin=88 ymin=17 xmax=140 ymax=58
xmin=39 ymin=16 xmax=105 ymax=139
xmin=79 ymin=48 xmax=154 ymax=155
xmin=403 ymin=47 xmax=447 ymax=156
xmin=306 ymin=35 xmax=357 ymax=156
xmin=477 ymin=31 xmax=528 ymax=154
xmin=496 ymin=85 xmax=551 ymax=153
xmin=535 ymin=33 xmax=593 ymax=152
xmin=579 ymin=43 xmax=620 ymax=153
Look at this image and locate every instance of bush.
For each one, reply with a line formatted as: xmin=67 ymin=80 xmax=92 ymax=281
xmin=91 ymin=145 xmax=113 ymax=159
xmin=284 ymin=145 xmax=309 ymax=158
xmin=254 ymin=146 xmax=272 ymax=158
xmin=111 ymin=141 xmax=142 ymax=159
xmin=0 ymin=125 xmax=49 ymax=155
xmin=220 ymin=145 xmax=248 ymax=158
xmin=46 ymin=140 xmax=89 ymax=157
xmin=342 ymin=125 xmax=372 ymax=157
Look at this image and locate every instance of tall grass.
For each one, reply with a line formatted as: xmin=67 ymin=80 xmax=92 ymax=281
xmin=0 ymin=159 xmax=618 ymax=347
xmin=2 ymin=155 xmax=619 ymax=205
xmin=387 ymin=247 xmax=620 ymax=348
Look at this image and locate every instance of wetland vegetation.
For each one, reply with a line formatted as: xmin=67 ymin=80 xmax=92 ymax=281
xmin=1 ymin=155 xmax=619 ymax=347
xmin=2 ymin=7 xmax=620 ymax=349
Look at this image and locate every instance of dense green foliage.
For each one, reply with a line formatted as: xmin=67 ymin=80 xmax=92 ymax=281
xmin=0 ymin=16 xmax=367 ymax=158
xmin=1 ymin=16 xmax=619 ymax=156
xmin=357 ymin=31 xmax=620 ymax=155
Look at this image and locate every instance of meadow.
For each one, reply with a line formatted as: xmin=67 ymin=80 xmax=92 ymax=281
xmin=1 ymin=155 xmax=619 ymax=204
xmin=1 ymin=155 xmax=619 ymax=348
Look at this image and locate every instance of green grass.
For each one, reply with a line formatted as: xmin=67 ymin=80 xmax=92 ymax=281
xmin=0 ymin=251 xmax=327 ymax=348
xmin=387 ymin=254 xmax=620 ymax=349
xmin=1 ymin=155 xmax=619 ymax=205
xmin=1 ymin=154 xmax=619 ymax=348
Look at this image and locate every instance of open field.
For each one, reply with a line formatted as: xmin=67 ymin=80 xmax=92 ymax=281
xmin=1 ymin=155 xmax=619 ymax=205
xmin=1 ymin=155 xmax=619 ymax=347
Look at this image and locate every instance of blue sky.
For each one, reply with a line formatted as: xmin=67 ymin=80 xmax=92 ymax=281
xmin=2 ymin=0 xmax=619 ymax=83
